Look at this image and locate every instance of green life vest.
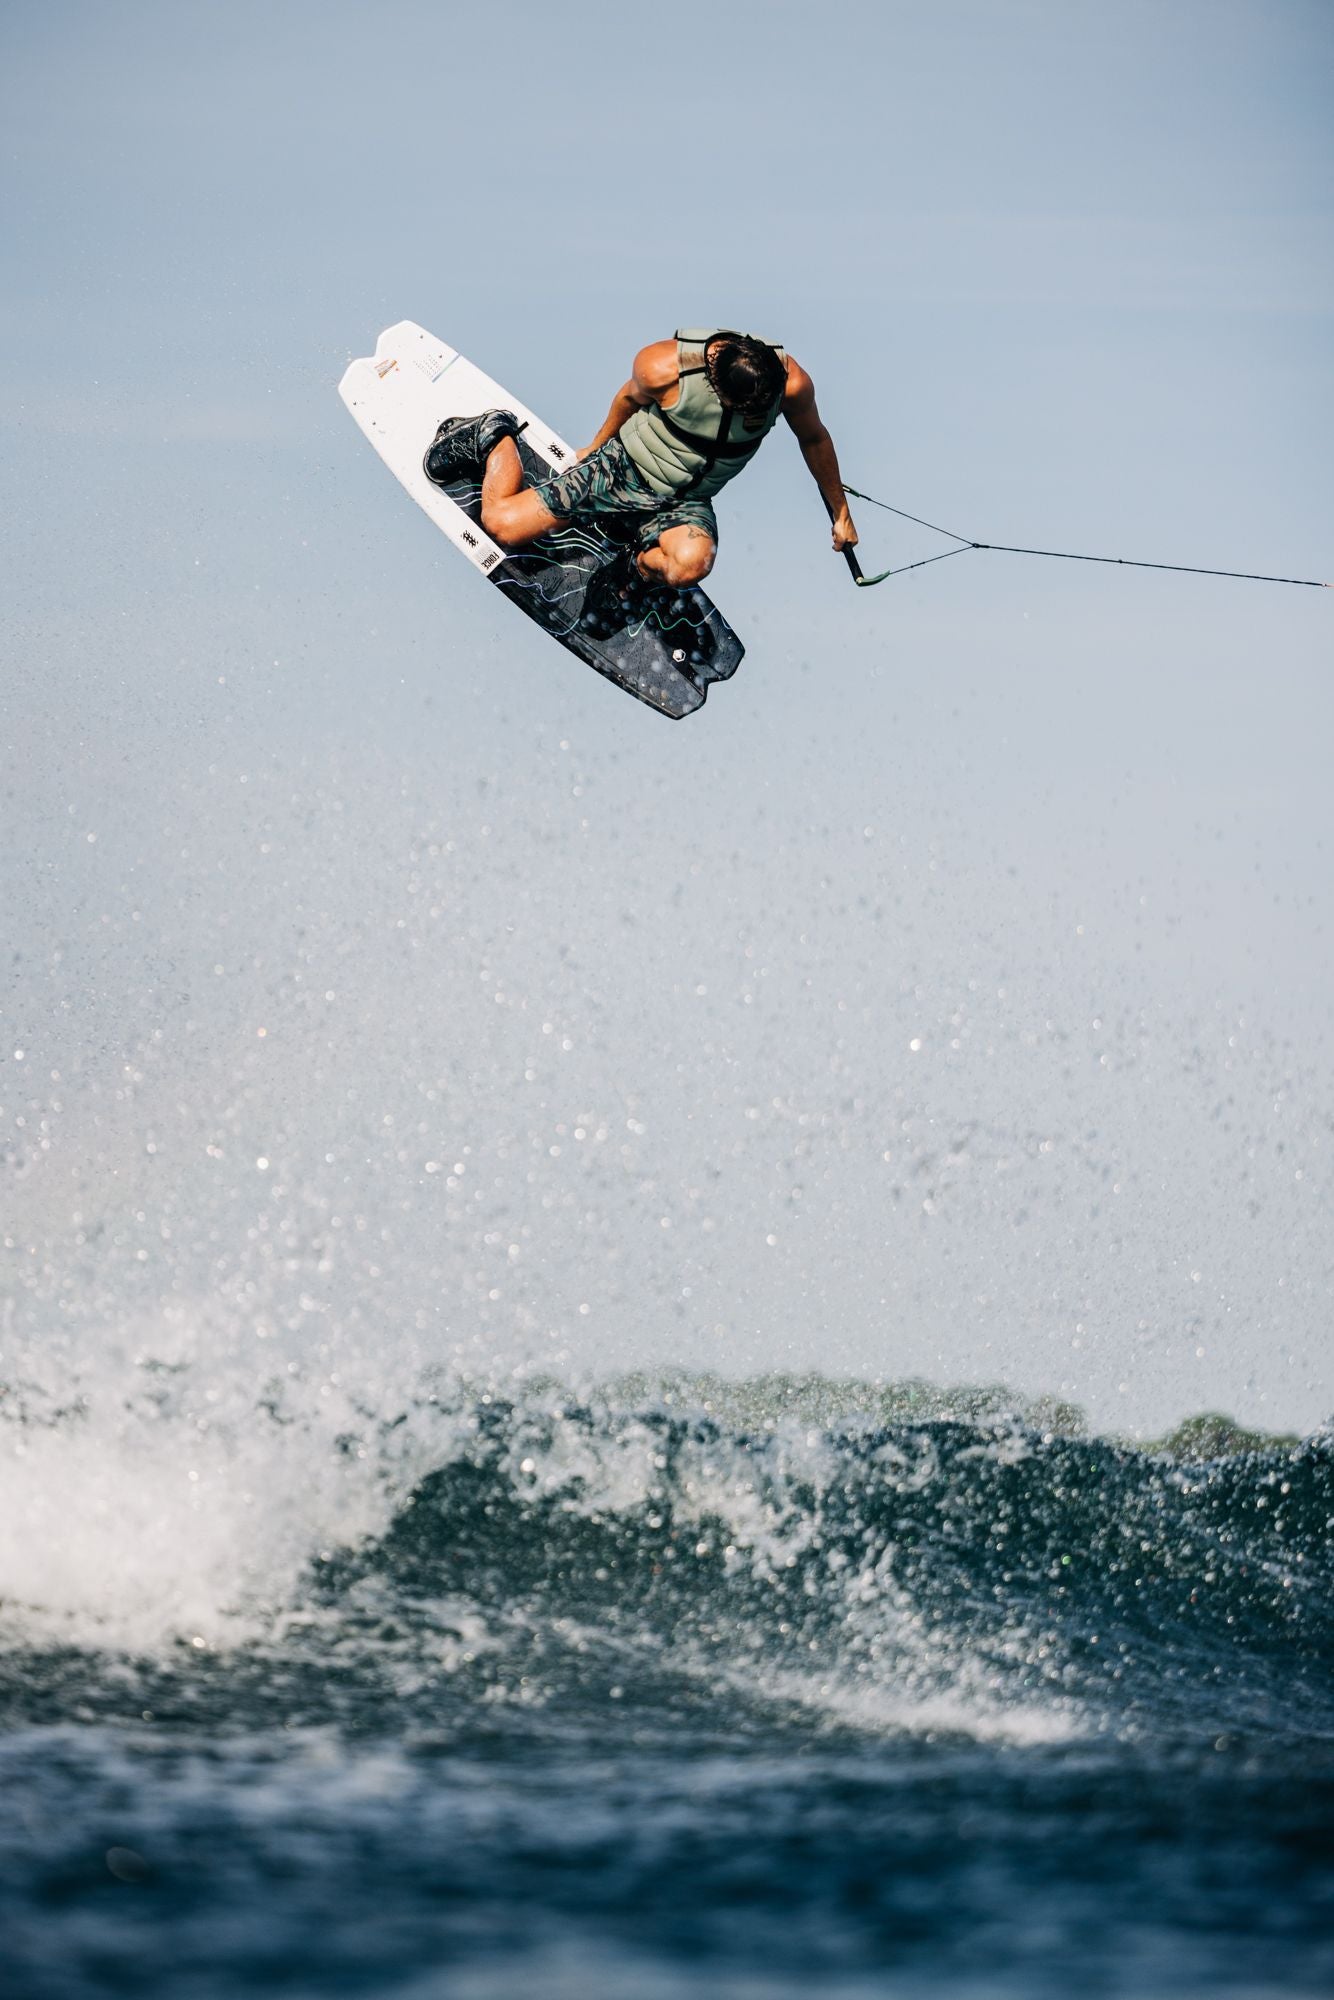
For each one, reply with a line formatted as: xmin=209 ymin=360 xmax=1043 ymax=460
xmin=619 ymin=327 xmax=787 ymax=503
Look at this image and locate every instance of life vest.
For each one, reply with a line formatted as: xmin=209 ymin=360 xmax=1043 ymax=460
xmin=619 ymin=327 xmax=787 ymax=503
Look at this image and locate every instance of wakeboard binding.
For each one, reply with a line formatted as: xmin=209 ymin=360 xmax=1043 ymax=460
xmin=424 ymin=408 xmax=523 ymax=487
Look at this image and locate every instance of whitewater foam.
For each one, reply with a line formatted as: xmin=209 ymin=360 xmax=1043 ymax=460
xmin=0 ymin=1303 xmax=457 ymax=1651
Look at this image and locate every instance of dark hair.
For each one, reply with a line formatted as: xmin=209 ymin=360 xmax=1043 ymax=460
xmin=705 ymin=332 xmax=786 ymax=418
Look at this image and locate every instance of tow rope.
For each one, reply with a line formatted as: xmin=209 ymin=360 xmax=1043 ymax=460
xmin=838 ymin=484 xmax=1330 ymax=592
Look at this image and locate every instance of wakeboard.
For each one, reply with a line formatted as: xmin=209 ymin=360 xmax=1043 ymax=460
xmin=338 ymin=321 xmax=744 ymax=719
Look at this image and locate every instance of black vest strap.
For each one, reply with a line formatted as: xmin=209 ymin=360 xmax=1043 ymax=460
xmin=654 ymin=405 xmax=766 ymax=462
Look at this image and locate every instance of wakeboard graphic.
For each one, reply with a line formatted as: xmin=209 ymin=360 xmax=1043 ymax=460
xmin=338 ymin=321 xmax=744 ymax=718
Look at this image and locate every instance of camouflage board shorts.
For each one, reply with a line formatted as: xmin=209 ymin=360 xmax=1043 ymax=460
xmin=535 ymin=437 xmax=718 ymax=554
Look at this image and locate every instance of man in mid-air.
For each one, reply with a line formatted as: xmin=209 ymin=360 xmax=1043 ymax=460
xmin=423 ymin=327 xmax=858 ymax=603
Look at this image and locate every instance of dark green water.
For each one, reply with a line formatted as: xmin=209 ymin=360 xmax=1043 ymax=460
xmin=2 ymin=1388 xmax=1331 ymax=1997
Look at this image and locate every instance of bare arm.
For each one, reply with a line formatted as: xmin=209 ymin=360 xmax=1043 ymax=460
xmin=782 ymin=359 xmax=858 ymax=552
xmin=579 ymin=339 xmax=678 ymax=459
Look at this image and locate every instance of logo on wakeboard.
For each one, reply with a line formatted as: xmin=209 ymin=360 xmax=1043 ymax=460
xmin=374 ymin=357 xmax=399 ymax=379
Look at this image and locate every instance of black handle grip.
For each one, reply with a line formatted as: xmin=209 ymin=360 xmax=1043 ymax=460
xmin=842 ymin=545 xmax=864 ymax=583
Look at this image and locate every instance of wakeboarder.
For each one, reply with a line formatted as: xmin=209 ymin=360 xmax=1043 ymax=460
xmin=422 ymin=329 xmax=859 ymax=607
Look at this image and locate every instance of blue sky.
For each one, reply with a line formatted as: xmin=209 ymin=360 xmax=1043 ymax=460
xmin=3 ymin=0 xmax=1332 ymax=1432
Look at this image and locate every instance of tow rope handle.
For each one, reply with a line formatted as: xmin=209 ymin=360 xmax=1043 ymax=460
xmin=826 ymin=497 xmax=891 ymax=587
xmin=841 ymin=543 xmax=894 ymax=587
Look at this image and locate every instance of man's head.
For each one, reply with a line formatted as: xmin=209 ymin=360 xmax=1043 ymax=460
xmin=704 ymin=333 xmax=787 ymax=418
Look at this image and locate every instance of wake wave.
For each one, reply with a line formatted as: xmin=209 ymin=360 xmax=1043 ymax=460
xmin=3 ymin=1358 xmax=1329 ymax=1747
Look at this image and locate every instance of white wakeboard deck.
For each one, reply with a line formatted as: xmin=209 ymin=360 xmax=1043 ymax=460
xmin=338 ymin=320 xmax=743 ymax=718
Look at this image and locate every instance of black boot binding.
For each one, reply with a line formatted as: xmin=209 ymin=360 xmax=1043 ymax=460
xmin=423 ymin=408 xmax=523 ymax=487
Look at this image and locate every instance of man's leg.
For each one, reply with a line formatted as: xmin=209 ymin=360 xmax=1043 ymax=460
xmin=636 ymin=522 xmax=716 ymax=587
xmin=479 ymin=438 xmax=567 ymax=548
